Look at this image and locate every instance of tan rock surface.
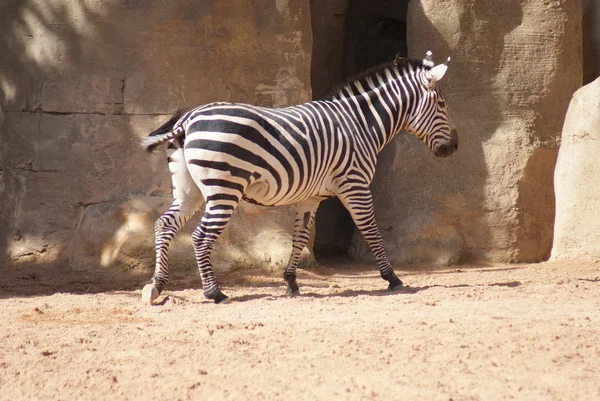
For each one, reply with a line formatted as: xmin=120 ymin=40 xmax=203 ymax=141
xmin=551 ymin=77 xmax=600 ymax=261
xmin=0 ymin=0 xmax=312 ymax=272
xmin=350 ymin=0 xmax=582 ymax=265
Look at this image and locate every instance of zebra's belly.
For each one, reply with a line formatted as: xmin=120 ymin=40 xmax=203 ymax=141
xmin=243 ymin=178 xmax=336 ymax=206
xmin=242 ymin=180 xmax=272 ymax=206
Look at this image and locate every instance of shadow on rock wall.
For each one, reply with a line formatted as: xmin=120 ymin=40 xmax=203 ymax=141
xmin=583 ymin=0 xmax=600 ymax=84
xmin=349 ymin=2 xmax=528 ymax=265
xmin=385 ymin=0 xmax=580 ymax=265
xmin=0 ymin=1 xmax=313 ymax=296
xmin=0 ymin=1 xmax=152 ymax=272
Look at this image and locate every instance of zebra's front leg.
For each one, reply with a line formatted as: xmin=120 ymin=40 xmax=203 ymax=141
xmin=283 ymin=199 xmax=320 ymax=296
xmin=192 ymin=200 xmax=239 ymax=304
xmin=335 ymin=183 xmax=404 ymax=291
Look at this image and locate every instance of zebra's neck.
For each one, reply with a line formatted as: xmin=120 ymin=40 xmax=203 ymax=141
xmin=331 ymin=64 xmax=422 ymax=153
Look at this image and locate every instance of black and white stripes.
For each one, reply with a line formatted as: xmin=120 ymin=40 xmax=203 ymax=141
xmin=141 ymin=54 xmax=458 ymax=304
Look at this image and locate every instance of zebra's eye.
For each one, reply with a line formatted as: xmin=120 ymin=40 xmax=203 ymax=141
xmin=438 ymin=100 xmax=446 ymax=108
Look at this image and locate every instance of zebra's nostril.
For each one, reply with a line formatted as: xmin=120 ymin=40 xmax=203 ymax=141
xmin=433 ymin=140 xmax=458 ymax=158
xmin=434 ymin=144 xmax=448 ymax=157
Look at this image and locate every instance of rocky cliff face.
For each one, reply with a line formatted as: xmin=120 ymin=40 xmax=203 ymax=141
xmin=551 ymin=77 xmax=600 ymax=261
xmin=0 ymin=0 xmax=312 ymax=271
xmin=350 ymin=0 xmax=582 ymax=264
xmin=0 ymin=0 xmax=593 ymax=273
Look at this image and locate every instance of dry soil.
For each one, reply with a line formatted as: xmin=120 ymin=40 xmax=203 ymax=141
xmin=1 ymin=260 xmax=599 ymax=401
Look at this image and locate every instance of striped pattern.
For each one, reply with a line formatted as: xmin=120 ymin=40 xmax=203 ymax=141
xmin=143 ymin=57 xmax=458 ymax=303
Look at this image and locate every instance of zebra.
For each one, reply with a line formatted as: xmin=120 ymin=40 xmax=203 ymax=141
xmin=141 ymin=52 xmax=458 ymax=304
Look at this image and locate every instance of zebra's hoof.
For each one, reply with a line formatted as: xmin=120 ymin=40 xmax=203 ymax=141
xmin=211 ymin=291 xmax=230 ymax=304
xmin=142 ymin=284 xmax=160 ymax=304
xmin=387 ymin=281 xmax=405 ymax=292
xmin=214 ymin=295 xmax=231 ymax=304
xmin=285 ymin=279 xmax=300 ymax=297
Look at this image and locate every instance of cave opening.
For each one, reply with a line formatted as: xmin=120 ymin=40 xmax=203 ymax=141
xmin=309 ymin=0 xmax=410 ymax=260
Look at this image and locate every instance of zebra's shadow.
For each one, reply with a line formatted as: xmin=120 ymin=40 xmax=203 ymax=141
xmin=229 ymin=285 xmax=427 ymax=303
xmin=151 ymin=278 xmax=522 ymax=305
xmin=227 ymin=280 xmax=522 ymax=303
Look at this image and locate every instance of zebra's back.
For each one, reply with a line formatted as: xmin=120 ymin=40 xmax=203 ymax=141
xmin=180 ymin=101 xmax=352 ymax=206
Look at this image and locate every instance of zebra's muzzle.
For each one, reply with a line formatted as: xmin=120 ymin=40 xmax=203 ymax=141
xmin=433 ymin=137 xmax=458 ymax=158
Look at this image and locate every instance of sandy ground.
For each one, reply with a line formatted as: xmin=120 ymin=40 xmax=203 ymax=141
xmin=1 ymin=260 xmax=599 ymax=401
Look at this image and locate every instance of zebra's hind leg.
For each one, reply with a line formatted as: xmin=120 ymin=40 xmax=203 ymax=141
xmin=191 ymin=198 xmax=241 ymax=304
xmin=142 ymin=198 xmax=203 ymax=304
xmin=335 ymin=181 xmax=404 ymax=292
xmin=283 ymin=199 xmax=320 ymax=296
xmin=142 ymin=139 xmax=203 ymax=304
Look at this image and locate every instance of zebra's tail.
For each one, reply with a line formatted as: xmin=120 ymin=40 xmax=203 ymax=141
xmin=142 ymin=108 xmax=188 ymax=153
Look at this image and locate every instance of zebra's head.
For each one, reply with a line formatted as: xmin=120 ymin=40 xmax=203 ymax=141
xmin=404 ymin=53 xmax=458 ymax=158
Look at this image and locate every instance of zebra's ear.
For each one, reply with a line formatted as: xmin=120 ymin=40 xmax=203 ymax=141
xmin=427 ymin=57 xmax=451 ymax=86
xmin=422 ymin=50 xmax=434 ymax=68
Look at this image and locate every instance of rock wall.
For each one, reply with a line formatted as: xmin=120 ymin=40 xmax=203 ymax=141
xmin=0 ymin=0 xmax=592 ymax=272
xmin=309 ymin=0 xmax=348 ymax=101
xmin=0 ymin=0 xmax=312 ymax=272
xmin=551 ymin=78 xmax=600 ymax=261
xmin=583 ymin=0 xmax=600 ymax=84
xmin=350 ymin=0 xmax=582 ymax=265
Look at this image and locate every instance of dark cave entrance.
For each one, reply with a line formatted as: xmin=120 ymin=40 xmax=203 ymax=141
xmin=309 ymin=0 xmax=410 ymax=259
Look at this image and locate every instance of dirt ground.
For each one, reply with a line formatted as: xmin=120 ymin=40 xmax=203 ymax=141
xmin=1 ymin=260 xmax=599 ymax=401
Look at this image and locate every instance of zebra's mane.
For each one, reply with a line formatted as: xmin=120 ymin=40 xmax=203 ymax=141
xmin=326 ymin=58 xmax=430 ymax=100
